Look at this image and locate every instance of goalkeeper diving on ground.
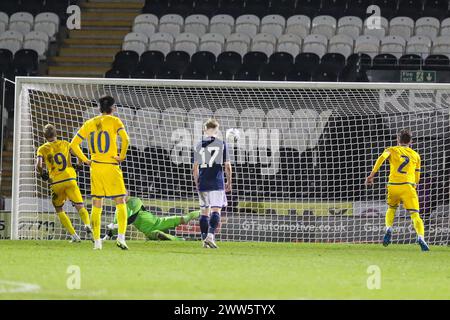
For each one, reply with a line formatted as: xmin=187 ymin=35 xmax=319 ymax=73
xmin=365 ymin=129 xmax=429 ymax=251
xmin=102 ymin=197 xmax=200 ymax=241
xmin=35 ymin=124 xmax=92 ymax=242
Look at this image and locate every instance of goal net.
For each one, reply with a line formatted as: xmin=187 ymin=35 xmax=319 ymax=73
xmin=11 ymin=78 xmax=450 ymax=244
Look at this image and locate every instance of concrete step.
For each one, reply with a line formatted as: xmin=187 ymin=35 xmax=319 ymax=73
xmin=48 ymin=65 xmax=110 ymax=77
xmin=81 ymin=19 xmax=134 ymax=28
xmin=68 ymin=29 xmax=130 ymax=39
xmin=82 ymin=11 xmax=138 ymax=21
xmin=81 ymin=1 xmax=144 ymax=12
xmin=49 ymin=56 xmax=113 ymax=66
xmin=59 ymin=47 xmax=120 ymax=57
xmin=64 ymin=38 xmax=124 ymax=47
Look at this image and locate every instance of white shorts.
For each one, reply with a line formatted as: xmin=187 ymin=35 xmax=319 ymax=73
xmin=198 ymin=190 xmax=228 ymax=209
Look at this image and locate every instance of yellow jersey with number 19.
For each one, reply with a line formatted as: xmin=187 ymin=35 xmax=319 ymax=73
xmin=74 ymin=114 xmax=126 ymax=163
xmin=36 ymin=140 xmax=76 ymax=184
xmin=384 ymin=146 xmax=421 ymax=185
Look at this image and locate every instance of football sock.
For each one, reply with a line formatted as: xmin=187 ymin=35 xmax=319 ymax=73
xmin=385 ymin=207 xmax=396 ymax=230
xmin=78 ymin=207 xmax=90 ymax=226
xmin=116 ymin=203 xmax=128 ymax=236
xmin=57 ymin=212 xmax=76 ymax=235
xmin=410 ymin=212 xmax=425 ymax=238
xmin=91 ymin=206 xmax=102 ymax=240
xmin=208 ymin=212 xmax=220 ymax=235
xmin=199 ymin=215 xmax=209 ymax=240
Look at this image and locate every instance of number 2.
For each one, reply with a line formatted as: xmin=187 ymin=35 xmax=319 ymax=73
xmin=397 ymin=155 xmax=410 ymax=174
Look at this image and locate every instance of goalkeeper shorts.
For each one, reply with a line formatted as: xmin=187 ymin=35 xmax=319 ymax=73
xmin=90 ymin=161 xmax=127 ymax=198
xmin=198 ymin=190 xmax=227 ymax=209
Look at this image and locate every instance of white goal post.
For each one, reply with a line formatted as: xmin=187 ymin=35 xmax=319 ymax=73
xmin=11 ymin=77 xmax=450 ymax=244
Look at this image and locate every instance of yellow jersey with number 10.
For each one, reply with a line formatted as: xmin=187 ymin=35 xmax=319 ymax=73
xmin=75 ymin=114 xmax=125 ymax=163
xmin=385 ymin=146 xmax=421 ymax=185
xmin=36 ymin=140 xmax=76 ymax=184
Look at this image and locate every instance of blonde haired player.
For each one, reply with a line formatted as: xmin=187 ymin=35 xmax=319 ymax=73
xmin=36 ymin=124 xmax=92 ymax=242
xmin=70 ymin=95 xmax=130 ymax=250
xmin=366 ymin=129 xmax=429 ymax=251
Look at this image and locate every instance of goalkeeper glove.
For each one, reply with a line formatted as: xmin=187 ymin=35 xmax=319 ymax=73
xmin=40 ymin=171 xmax=49 ymax=181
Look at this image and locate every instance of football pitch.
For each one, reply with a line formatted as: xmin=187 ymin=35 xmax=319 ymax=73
xmin=0 ymin=240 xmax=449 ymax=300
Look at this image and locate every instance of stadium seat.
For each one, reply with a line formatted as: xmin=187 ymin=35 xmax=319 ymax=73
xmin=311 ymin=15 xmax=337 ymax=39
xmin=122 ymin=32 xmax=148 ymax=56
xmin=389 ymin=17 xmax=415 ymax=40
xmin=380 ymin=35 xmax=406 ymax=59
xmin=399 ymin=54 xmax=423 ymax=69
xmin=165 ymin=50 xmax=191 ymax=74
xmin=294 ymin=0 xmax=321 ymax=17
xmin=347 ymin=52 xmax=372 ymax=68
xmin=23 ymin=31 xmax=49 ymax=59
xmin=191 ymin=50 xmax=216 ymax=74
xmin=268 ymin=0 xmax=296 ymax=18
xmin=168 ymin=0 xmax=194 ymax=17
xmin=217 ymin=0 xmax=245 ymax=18
xmin=286 ymin=69 xmax=312 ymax=81
xmin=199 ymin=32 xmax=225 ymax=56
xmin=0 ymin=12 xmax=7 ymax=34
xmin=363 ymin=16 xmax=388 ymax=39
xmin=133 ymin=14 xmax=158 ymax=36
xmin=337 ymin=16 xmax=363 ymax=40
xmin=215 ymin=51 xmax=242 ymax=75
xmin=113 ymin=50 xmax=140 ymax=72
xmin=328 ymin=34 xmax=354 ymax=57
xmin=148 ymin=32 xmax=174 ymax=56
xmin=345 ymin=0 xmax=372 ymax=20
xmin=9 ymin=12 xmax=34 ymax=35
xmin=397 ymin=0 xmax=424 ymax=20
xmin=266 ymin=108 xmax=292 ymax=131
xmin=193 ymin=0 xmax=219 ymax=16
xmin=234 ymin=66 xmax=259 ymax=80
xmin=425 ymin=54 xmax=450 ymax=66
xmin=243 ymin=51 xmax=268 ymax=73
xmin=139 ymin=50 xmax=165 ymax=73
xmin=0 ymin=30 xmax=24 ymax=55
xmin=209 ymin=14 xmax=234 ymax=37
xmin=312 ymin=67 xmax=339 ymax=81
xmin=355 ymin=35 xmax=380 ymax=58
xmin=441 ymin=17 xmax=450 ymax=35
xmin=373 ymin=0 xmax=398 ymax=20
xmin=372 ymin=53 xmax=398 ymax=68
xmin=225 ymin=32 xmax=251 ymax=56
xmin=259 ymin=64 xmax=286 ymax=81
xmin=295 ymin=52 xmax=320 ymax=73
xmin=415 ymin=17 xmax=440 ymax=40
xmin=423 ymin=0 xmax=449 ymax=20
xmin=240 ymin=107 xmax=265 ymax=129
xmin=431 ymin=36 xmax=450 ymax=55
xmin=184 ymin=14 xmax=209 ymax=36
xmin=406 ymin=35 xmax=432 ymax=56
xmin=34 ymin=12 xmax=60 ymax=40
xmin=276 ymin=34 xmax=302 ymax=57
xmin=320 ymin=52 xmax=346 ymax=74
xmin=174 ymin=32 xmax=199 ymax=56
xmin=131 ymin=67 xmax=155 ymax=79
xmin=159 ymin=14 xmax=184 ymax=36
xmin=260 ymin=14 xmax=286 ymax=37
xmin=0 ymin=48 xmax=13 ymax=76
xmin=156 ymin=66 xmax=182 ymax=78
xmin=303 ymin=34 xmax=328 ymax=57
xmin=269 ymin=52 xmax=294 ymax=74
xmin=251 ymin=32 xmax=276 ymax=57
xmin=208 ymin=68 xmax=233 ymax=79
xmin=320 ymin=0 xmax=348 ymax=18
xmin=142 ymin=0 xmax=169 ymax=17
xmin=235 ymin=14 xmax=260 ymax=38
xmin=182 ymin=66 xmax=207 ymax=79
xmin=286 ymin=15 xmax=311 ymax=38
xmin=105 ymin=68 xmax=130 ymax=78
xmin=244 ymin=0 xmax=270 ymax=18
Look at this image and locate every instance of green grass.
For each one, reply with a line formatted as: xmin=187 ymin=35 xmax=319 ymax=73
xmin=0 ymin=241 xmax=449 ymax=299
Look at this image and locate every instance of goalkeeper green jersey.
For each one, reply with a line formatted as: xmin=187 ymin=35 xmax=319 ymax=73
xmin=113 ymin=197 xmax=159 ymax=235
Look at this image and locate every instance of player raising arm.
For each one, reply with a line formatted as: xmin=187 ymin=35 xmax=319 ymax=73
xmin=36 ymin=124 xmax=92 ymax=242
xmin=102 ymin=197 xmax=200 ymax=241
xmin=193 ymin=119 xmax=232 ymax=249
xmin=69 ymin=95 xmax=130 ymax=250
xmin=365 ymin=129 xmax=429 ymax=251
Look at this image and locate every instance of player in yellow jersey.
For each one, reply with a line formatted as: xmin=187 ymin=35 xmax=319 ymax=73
xmin=35 ymin=124 xmax=92 ymax=242
xmin=69 ymin=95 xmax=130 ymax=250
xmin=366 ymin=129 xmax=429 ymax=251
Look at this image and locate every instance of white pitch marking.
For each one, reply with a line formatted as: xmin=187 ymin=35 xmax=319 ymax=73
xmin=0 ymin=280 xmax=41 ymax=294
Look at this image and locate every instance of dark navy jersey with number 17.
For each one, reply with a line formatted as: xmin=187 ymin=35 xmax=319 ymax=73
xmin=194 ymin=136 xmax=230 ymax=192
